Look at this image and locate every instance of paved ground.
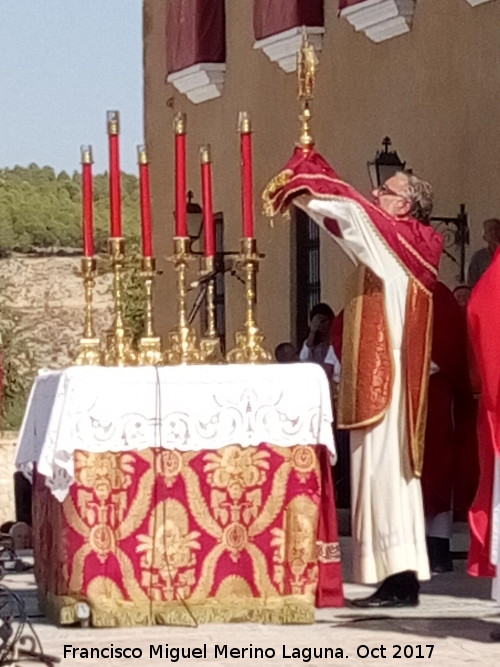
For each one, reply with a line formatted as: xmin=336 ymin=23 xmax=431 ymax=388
xmin=2 ymin=533 xmax=499 ymax=667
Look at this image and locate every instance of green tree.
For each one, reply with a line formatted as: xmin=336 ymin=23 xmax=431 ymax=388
xmin=0 ymin=164 xmax=140 ymax=255
xmin=0 ymin=278 xmax=37 ymax=429
xmin=122 ymin=251 xmax=147 ymax=345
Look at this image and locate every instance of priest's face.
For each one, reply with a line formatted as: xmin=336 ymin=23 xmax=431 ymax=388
xmin=372 ymin=173 xmax=412 ymax=219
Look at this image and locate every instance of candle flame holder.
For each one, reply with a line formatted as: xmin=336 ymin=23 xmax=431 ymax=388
xmin=226 ymin=238 xmax=271 ymax=364
xmin=199 ymin=255 xmax=224 ymax=363
xmin=75 ymin=257 xmax=102 ymax=365
xmin=137 ymin=256 xmax=163 ymax=365
xmin=164 ymin=237 xmax=202 ymax=365
xmin=104 ymin=237 xmax=137 ymax=366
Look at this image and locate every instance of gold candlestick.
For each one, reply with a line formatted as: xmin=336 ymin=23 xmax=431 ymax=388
xmin=75 ymin=257 xmax=102 ymax=365
xmin=164 ymin=237 xmax=202 ymax=364
xmin=137 ymin=256 xmax=163 ymax=365
xmin=226 ymin=238 xmax=271 ymax=364
xmin=104 ymin=237 xmax=137 ymax=366
xmin=199 ymin=255 xmax=224 ymax=363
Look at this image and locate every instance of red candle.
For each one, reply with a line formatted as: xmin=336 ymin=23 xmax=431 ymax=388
xmin=200 ymin=145 xmax=215 ymax=257
xmin=239 ymin=112 xmax=254 ymax=238
xmin=174 ymin=113 xmax=188 ymax=238
xmin=81 ymin=145 xmax=94 ymax=257
xmin=138 ymin=146 xmax=153 ymax=258
xmin=107 ymin=110 xmax=122 ymax=238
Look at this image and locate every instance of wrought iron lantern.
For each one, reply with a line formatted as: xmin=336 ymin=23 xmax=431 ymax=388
xmin=367 ymin=136 xmax=406 ymax=189
xmin=431 ymin=205 xmax=470 ymax=283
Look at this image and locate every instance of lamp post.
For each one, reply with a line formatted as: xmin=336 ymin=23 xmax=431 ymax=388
xmin=367 ymin=136 xmax=406 ymax=189
xmin=186 ymin=190 xmax=203 ymax=252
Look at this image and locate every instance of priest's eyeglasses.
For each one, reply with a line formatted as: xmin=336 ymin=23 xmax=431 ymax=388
xmin=377 ymin=183 xmax=408 ymax=199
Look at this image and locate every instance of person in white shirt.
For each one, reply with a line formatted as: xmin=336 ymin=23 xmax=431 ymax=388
xmin=299 ymin=303 xmax=341 ymax=383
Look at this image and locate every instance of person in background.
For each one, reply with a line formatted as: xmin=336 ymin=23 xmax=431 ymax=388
xmin=422 ymin=282 xmax=472 ymax=573
xmin=451 ymin=284 xmax=480 ymax=524
xmin=274 ymin=342 xmax=299 ymax=363
xmin=299 ymin=303 xmax=340 ymax=383
xmin=467 ymin=218 xmax=500 ymax=287
xmin=453 ymin=285 xmax=472 ymax=310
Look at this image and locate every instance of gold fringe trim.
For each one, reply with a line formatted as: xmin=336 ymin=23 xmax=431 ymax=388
xmin=337 ymin=410 xmax=387 ymax=431
xmin=262 ymin=169 xmax=293 ymax=217
xmin=42 ymin=591 xmax=315 ymax=627
xmin=406 ymin=278 xmax=434 ymax=477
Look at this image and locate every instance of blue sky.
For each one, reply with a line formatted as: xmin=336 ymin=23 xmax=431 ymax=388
xmin=0 ymin=1 xmax=142 ymax=174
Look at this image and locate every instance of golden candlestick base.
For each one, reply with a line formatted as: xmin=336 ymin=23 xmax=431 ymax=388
xmin=199 ymin=255 xmax=224 ymax=363
xmin=226 ymin=238 xmax=272 ymax=364
xmin=75 ymin=257 xmax=102 ymax=365
xmin=104 ymin=237 xmax=137 ymax=367
xmin=200 ymin=337 xmax=224 ymax=363
xmin=165 ymin=328 xmax=202 ymax=365
xmin=164 ymin=237 xmax=202 ymax=365
xmin=137 ymin=256 xmax=163 ymax=366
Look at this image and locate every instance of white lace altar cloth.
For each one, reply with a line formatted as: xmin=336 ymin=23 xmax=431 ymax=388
xmin=15 ymin=364 xmax=335 ymax=501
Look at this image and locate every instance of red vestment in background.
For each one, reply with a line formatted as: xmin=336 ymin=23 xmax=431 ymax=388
xmin=453 ymin=334 xmax=480 ymax=522
xmin=467 ymin=247 xmax=500 ymax=578
xmin=421 ymin=282 xmax=474 ymax=519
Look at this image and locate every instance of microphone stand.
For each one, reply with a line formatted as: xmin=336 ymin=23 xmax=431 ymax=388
xmin=188 ymin=261 xmax=242 ymax=358
xmin=188 ymin=283 xmax=209 ymax=326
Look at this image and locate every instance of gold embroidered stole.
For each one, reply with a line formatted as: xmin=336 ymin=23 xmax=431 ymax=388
xmin=403 ymin=278 xmax=434 ymax=477
xmin=337 ymin=266 xmax=393 ymax=430
xmin=337 ymin=268 xmax=433 ymax=477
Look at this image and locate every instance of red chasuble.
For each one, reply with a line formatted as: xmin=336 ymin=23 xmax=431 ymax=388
xmin=467 ymin=247 xmax=500 ymax=578
xmin=263 ymin=148 xmax=443 ymax=475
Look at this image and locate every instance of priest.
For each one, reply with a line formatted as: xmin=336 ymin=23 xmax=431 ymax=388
xmin=264 ymin=150 xmax=442 ymax=606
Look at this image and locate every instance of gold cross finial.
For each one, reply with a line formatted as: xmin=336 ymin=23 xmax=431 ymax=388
xmin=297 ymin=27 xmax=316 ymax=151
xmin=298 ymin=26 xmax=316 ymax=102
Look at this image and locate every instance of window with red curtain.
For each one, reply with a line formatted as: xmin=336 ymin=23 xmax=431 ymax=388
xmin=166 ymin=0 xmax=225 ymax=75
xmin=253 ymin=0 xmax=324 ymax=41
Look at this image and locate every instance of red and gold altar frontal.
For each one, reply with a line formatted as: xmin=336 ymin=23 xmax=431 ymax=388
xmin=33 ymin=443 xmax=342 ymax=626
xmin=76 ymin=109 xmax=270 ymax=368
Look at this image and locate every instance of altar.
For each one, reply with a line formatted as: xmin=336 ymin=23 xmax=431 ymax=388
xmin=16 ymin=363 xmax=344 ymax=627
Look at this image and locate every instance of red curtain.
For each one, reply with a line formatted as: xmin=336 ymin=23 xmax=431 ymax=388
xmin=254 ymin=0 xmax=324 ymax=41
xmin=166 ymin=0 xmax=225 ymax=75
xmin=338 ymin=0 xmax=368 ymax=10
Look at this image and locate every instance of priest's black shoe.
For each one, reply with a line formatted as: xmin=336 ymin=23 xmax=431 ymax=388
xmin=351 ymin=571 xmax=420 ymax=608
xmin=350 ymin=591 xmax=419 ymax=608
